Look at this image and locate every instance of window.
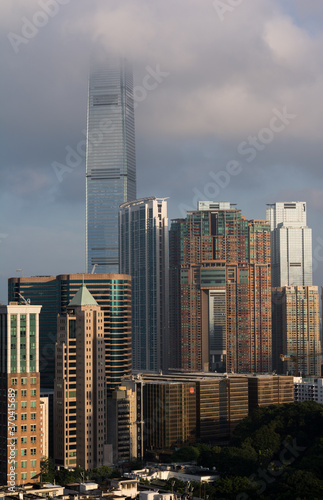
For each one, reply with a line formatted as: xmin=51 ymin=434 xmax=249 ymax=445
xmin=21 ymin=449 xmax=27 ymax=456
xmin=30 ymin=460 xmax=36 ymax=468
xmin=31 ymin=389 xmax=36 ymax=396
xmin=30 ymin=448 xmax=36 ymax=456
xmin=21 ymin=378 xmax=27 ymax=385
xmin=21 ymin=461 xmax=27 ymax=469
xmin=30 ymin=401 xmax=36 ymax=408
xmin=21 ymin=402 xmax=27 ymax=408
xmin=21 ymin=414 xmax=27 ymax=421
xmin=30 ymin=425 xmax=36 ymax=432
xmin=21 ymin=437 xmax=27 ymax=444
xmin=21 ymin=390 xmax=27 ymax=397
xmin=21 ymin=425 xmax=27 ymax=432
xmin=30 ymin=377 xmax=36 ymax=385
xmin=11 ymin=378 xmax=17 ymax=385
xmin=21 ymin=472 xmax=27 ymax=480
xmin=31 ymin=436 xmax=36 ymax=444
xmin=31 ymin=413 xmax=36 ymax=420
xmin=30 ymin=471 xmax=37 ymax=479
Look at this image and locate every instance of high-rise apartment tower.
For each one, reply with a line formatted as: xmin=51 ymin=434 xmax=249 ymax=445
xmin=119 ymin=197 xmax=169 ymax=372
xmin=0 ymin=303 xmax=42 ymax=485
xmin=169 ymin=202 xmax=272 ymax=374
xmin=86 ymin=55 xmax=136 ymax=273
xmin=272 ymin=286 xmax=321 ymax=376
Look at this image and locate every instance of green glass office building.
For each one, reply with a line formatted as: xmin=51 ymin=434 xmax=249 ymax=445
xmin=8 ymin=274 xmax=132 ymax=391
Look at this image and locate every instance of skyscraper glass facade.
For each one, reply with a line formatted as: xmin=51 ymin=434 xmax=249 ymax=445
xmin=119 ymin=197 xmax=169 ymax=372
xmin=86 ymin=55 xmax=136 ymax=274
xmin=266 ymin=202 xmax=312 ymax=286
xmin=8 ymin=274 xmax=132 ymax=392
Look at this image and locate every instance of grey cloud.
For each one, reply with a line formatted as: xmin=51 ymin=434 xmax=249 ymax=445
xmin=1 ymin=0 xmax=323 ymax=301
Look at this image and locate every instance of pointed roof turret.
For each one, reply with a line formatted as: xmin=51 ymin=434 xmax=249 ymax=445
xmin=68 ymin=284 xmax=99 ymax=307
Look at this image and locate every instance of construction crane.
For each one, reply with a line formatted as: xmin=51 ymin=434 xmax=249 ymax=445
xmin=280 ymin=352 xmax=322 ymax=376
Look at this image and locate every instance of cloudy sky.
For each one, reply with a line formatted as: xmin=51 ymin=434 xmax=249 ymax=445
xmin=1 ymin=0 xmax=323 ymax=302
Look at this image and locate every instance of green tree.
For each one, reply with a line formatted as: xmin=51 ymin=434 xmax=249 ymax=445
xmin=40 ymin=457 xmax=55 ymax=483
xmin=88 ymin=466 xmax=121 ymax=483
xmin=171 ymin=446 xmax=200 ymax=463
xmin=278 ymin=469 xmax=323 ymax=499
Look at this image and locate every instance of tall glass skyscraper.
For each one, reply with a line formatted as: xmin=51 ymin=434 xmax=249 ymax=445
xmin=266 ymin=202 xmax=312 ymax=286
xmin=119 ymin=197 xmax=169 ymax=372
xmin=86 ymin=55 xmax=136 ymax=273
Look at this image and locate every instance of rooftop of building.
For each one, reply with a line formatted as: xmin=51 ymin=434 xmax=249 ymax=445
xmin=120 ymin=197 xmax=168 ymax=209
xmin=129 ymin=371 xmax=292 ymax=384
xmin=68 ymin=284 xmax=99 ymax=307
xmin=8 ymin=273 xmax=132 ymax=283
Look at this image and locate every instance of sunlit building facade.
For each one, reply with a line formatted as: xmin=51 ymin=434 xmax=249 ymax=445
xmin=116 ymin=372 xmax=293 ymax=456
xmin=0 ymin=303 xmax=42 ymax=485
xmin=272 ymin=286 xmax=321 ymax=376
xmin=54 ymin=285 xmax=106 ymax=469
xmin=86 ymin=55 xmax=136 ymax=274
xmin=8 ymin=274 xmax=132 ymax=392
xmin=169 ymin=203 xmax=272 ymax=374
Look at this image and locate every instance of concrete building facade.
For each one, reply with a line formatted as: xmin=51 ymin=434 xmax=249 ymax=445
xmin=54 ymin=285 xmax=107 ymax=469
xmin=112 ymin=373 xmax=293 ymax=459
xmin=0 ymin=303 xmax=42 ymax=486
xmin=272 ymin=286 xmax=321 ymax=376
xmin=169 ymin=203 xmax=272 ymax=374
xmin=294 ymin=377 xmax=323 ymax=403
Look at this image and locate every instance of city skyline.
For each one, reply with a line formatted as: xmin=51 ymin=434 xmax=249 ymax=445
xmin=2 ymin=1 xmax=323 ymax=303
xmin=2 ymin=0 xmax=323 ymax=491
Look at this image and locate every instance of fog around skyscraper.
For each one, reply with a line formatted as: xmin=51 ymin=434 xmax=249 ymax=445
xmin=86 ymin=54 xmax=136 ymax=274
xmin=1 ymin=1 xmax=323 ymax=301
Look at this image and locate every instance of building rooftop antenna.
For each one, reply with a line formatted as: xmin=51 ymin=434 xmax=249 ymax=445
xmin=17 ymin=292 xmax=30 ymax=305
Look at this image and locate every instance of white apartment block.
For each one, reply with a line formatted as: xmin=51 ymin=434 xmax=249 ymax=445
xmin=294 ymin=377 xmax=323 ymax=404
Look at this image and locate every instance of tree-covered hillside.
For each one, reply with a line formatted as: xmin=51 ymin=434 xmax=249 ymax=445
xmin=170 ymin=402 xmax=323 ymax=499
